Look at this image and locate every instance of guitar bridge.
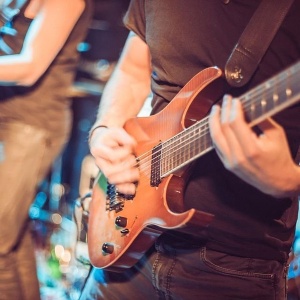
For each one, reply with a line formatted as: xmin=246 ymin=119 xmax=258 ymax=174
xmin=106 ymin=182 xmax=134 ymax=213
xmin=105 ymin=183 xmax=123 ymax=212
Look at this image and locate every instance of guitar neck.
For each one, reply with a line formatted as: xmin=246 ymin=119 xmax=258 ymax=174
xmin=159 ymin=62 xmax=300 ymax=177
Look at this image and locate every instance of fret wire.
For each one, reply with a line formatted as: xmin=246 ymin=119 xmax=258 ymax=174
xmin=136 ymin=62 xmax=300 ymax=179
xmin=160 ymin=121 xmax=211 ymax=175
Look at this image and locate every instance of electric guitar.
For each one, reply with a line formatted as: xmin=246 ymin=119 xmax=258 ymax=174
xmin=88 ymin=62 xmax=300 ymax=271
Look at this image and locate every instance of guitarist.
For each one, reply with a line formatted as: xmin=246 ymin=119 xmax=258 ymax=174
xmin=82 ymin=0 xmax=300 ymax=299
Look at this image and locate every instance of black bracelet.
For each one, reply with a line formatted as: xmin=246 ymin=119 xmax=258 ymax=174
xmin=88 ymin=125 xmax=108 ymax=145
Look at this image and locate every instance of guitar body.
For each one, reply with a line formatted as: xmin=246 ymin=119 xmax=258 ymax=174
xmin=88 ymin=67 xmax=223 ymax=271
xmin=87 ymin=61 xmax=300 ymax=271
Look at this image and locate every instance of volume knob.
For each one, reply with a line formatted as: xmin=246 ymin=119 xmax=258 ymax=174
xmin=102 ymin=243 xmax=114 ymax=254
xmin=115 ymin=216 xmax=127 ymax=228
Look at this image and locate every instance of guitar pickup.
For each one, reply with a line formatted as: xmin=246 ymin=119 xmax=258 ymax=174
xmin=150 ymin=143 xmax=162 ymax=187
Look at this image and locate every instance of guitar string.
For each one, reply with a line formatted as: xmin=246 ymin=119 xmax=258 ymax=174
xmin=110 ymin=63 xmax=299 ymax=193
xmin=137 ymin=62 xmax=298 ymax=161
xmin=133 ymin=69 xmax=299 ymax=181
xmin=131 ymin=80 xmax=299 ymax=194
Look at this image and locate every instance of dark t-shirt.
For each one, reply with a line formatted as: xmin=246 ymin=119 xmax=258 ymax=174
xmin=0 ymin=0 xmax=93 ymax=132
xmin=124 ymin=0 xmax=300 ymax=262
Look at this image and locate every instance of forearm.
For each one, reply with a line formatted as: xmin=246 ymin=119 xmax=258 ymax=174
xmin=94 ymin=70 xmax=150 ymax=128
xmin=0 ymin=0 xmax=85 ymax=86
xmin=92 ymin=32 xmax=152 ymax=129
xmin=88 ymin=32 xmax=151 ymax=196
xmin=0 ymin=54 xmax=36 ymax=85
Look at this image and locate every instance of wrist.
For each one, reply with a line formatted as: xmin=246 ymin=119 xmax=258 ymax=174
xmin=88 ymin=124 xmax=108 ymax=146
xmin=276 ymin=165 xmax=300 ymax=199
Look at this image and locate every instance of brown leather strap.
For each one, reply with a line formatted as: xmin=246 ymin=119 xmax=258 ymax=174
xmin=225 ymin=0 xmax=294 ymax=87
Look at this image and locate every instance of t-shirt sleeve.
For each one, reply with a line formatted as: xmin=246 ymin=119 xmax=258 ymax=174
xmin=123 ymin=0 xmax=146 ymax=42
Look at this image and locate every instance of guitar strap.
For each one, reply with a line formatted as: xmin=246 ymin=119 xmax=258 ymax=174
xmin=225 ymin=0 xmax=294 ymax=87
xmin=225 ymin=0 xmax=300 ymax=200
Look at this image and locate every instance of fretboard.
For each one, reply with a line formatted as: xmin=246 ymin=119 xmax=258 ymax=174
xmin=159 ymin=61 xmax=300 ymax=177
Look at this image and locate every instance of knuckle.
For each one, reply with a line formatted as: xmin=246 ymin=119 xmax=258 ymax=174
xmin=221 ymin=121 xmax=231 ymax=132
xmin=245 ymin=148 xmax=259 ymax=161
xmin=225 ymin=157 xmax=246 ymax=171
xmin=228 ymin=118 xmax=239 ymax=128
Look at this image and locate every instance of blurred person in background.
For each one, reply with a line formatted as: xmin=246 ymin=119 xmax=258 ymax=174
xmin=0 ymin=0 xmax=92 ymax=299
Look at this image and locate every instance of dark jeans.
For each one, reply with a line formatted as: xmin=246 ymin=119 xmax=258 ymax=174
xmin=80 ymin=237 xmax=288 ymax=300
xmin=0 ymin=121 xmax=70 ymax=300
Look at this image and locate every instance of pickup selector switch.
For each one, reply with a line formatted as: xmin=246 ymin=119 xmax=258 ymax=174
xmin=120 ymin=228 xmax=129 ymax=235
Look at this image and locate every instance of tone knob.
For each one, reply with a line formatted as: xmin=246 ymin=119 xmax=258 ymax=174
xmin=102 ymin=243 xmax=114 ymax=254
xmin=115 ymin=216 xmax=127 ymax=228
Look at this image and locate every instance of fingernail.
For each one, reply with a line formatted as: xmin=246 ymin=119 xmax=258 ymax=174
xmin=223 ymin=94 xmax=231 ymax=104
xmin=211 ymin=105 xmax=218 ymax=114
